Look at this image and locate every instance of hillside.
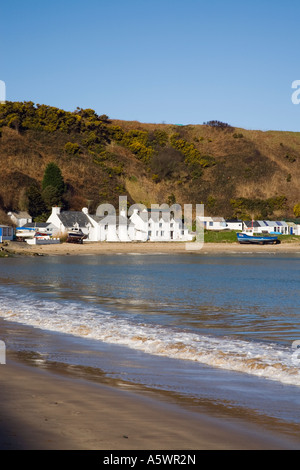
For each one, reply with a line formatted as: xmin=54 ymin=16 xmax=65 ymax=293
xmin=1 ymin=101 xmax=300 ymax=223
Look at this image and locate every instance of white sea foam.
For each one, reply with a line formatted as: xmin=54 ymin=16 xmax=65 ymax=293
xmin=1 ymin=292 xmax=300 ymax=387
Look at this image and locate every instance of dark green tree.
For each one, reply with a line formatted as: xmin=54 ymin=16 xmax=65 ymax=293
xmin=42 ymin=185 xmax=62 ymax=209
xmin=42 ymin=162 xmax=65 ymax=196
xmin=26 ymin=185 xmax=47 ymax=219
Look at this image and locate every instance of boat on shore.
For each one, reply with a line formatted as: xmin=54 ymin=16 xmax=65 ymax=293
xmin=237 ymin=232 xmax=280 ymax=245
xmin=26 ymin=234 xmax=60 ymax=245
xmin=66 ymin=224 xmax=87 ymax=244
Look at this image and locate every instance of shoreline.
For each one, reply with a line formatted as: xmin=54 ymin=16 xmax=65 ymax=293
xmin=1 ymin=354 xmax=299 ymax=450
xmin=2 ymin=240 xmax=300 ymax=257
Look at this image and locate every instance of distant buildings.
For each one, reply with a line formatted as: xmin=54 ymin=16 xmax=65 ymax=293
xmin=46 ymin=206 xmax=193 ymax=242
xmin=3 ymin=204 xmax=300 ymax=243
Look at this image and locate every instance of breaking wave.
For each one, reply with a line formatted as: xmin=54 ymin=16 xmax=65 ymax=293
xmin=1 ymin=288 xmax=300 ymax=388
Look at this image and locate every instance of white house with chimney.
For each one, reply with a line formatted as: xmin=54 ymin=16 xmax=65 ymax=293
xmin=47 ymin=206 xmax=91 ymax=238
xmin=86 ymin=210 xmax=135 ymax=242
xmin=7 ymin=211 xmax=32 ymax=227
xmin=47 ymin=205 xmax=194 ymax=242
xmin=129 ymin=207 xmax=193 ymax=242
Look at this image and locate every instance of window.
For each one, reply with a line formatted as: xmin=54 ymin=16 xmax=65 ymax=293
xmin=209 ymin=221 xmax=213 ymax=227
xmin=159 ymin=223 xmax=162 ymax=228
xmin=148 ymin=231 xmax=152 ymax=236
xmin=105 ymin=224 xmax=108 ymax=230
xmin=161 ymin=231 xmax=164 ymax=236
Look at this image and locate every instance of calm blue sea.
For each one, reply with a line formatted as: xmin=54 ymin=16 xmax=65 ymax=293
xmin=1 ymin=253 xmax=300 ymax=434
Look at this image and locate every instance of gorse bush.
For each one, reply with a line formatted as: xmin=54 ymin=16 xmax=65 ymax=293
xmin=110 ymin=126 xmax=154 ymax=163
xmin=230 ymin=196 xmax=287 ymax=219
xmin=64 ymin=142 xmax=81 ymax=155
xmin=0 ymin=101 xmax=110 ymax=145
xmin=170 ymin=133 xmax=216 ymax=169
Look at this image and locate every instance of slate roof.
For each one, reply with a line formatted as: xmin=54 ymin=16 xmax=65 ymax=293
xmin=244 ymin=220 xmax=261 ymax=228
xmin=23 ymin=222 xmax=51 ymax=228
xmin=9 ymin=211 xmax=32 ymax=219
xmin=58 ymin=211 xmax=90 ymax=228
xmin=99 ymin=215 xmax=132 ymax=227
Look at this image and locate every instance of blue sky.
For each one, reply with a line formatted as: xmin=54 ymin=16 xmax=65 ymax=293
xmin=1 ymin=0 xmax=300 ymax=131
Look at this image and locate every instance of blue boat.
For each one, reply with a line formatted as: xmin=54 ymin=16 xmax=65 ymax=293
xmin=237 ymin=232 xmax=280 ymax=245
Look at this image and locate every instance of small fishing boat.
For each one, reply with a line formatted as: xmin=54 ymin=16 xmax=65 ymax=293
xmin=237 ymin=232 xmax=280 ymax=245
xmin=26 ymin=235 xmax=60 ymax=245
xmin=15 ymin=227 xmax=36 ymax=240
xmin=66 ymin=223 xmax=87 ymax=244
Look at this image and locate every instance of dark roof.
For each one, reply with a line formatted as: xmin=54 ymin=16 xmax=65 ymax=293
xmin=23 ymin=222 xmax=51 ymax=228
xmin=225 ymin=219 xmax=243 ymax=223
xmin=244 ymin=220 xmax=261 ymax=228
xmin=58 ymin=211 xmax=90 ymax=228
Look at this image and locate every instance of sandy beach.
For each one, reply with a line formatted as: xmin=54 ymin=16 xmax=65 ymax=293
xmin=2 ymin=239 xmax=300 ymax=257
xmin=0 ymin=354 xmax=298 ymax=450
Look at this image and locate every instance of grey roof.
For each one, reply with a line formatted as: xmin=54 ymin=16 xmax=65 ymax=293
xmin=58 ymin=211 xmax=90 ymax=228
xmin=99 ymin=215 xmax=132 ymax=227
xmin=10 ymin=211 xmax=32 ymax=219
xmin=88 ymin=214 xmax=104 ymax=223
xmin=244 ymin=220 xmax=261 ymax=228
xmin=23 ymin=222 xmax=51 ymax=228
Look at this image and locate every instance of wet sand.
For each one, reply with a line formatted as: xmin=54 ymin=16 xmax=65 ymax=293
xmin=0 ymin=355 xmax=298 ymax=450
xmin=3 ymin=240 xmax=300 ymax=257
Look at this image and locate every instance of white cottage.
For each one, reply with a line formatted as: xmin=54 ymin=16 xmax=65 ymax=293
xmin=7 ymin=211 xmax=32 ymax=227
xmin=287 ymin=222 xmax=300 ymax=235
xmin=198 ymin=216 xmax=227 ymax=230
xmin=225 ymin=219 xmax=243 ymax=231
xmin=129 ymin=207 xmax=193 ymax=242
xmin=47 ymin=206 xmax=91 ymax=237
xmin=243 ymin=220 xmax=289 ymax=235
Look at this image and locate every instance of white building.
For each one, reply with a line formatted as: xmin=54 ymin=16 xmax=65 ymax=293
xmin=243 ymin=220 xmax=289 ymax=234
xmin=287 ymin=222 xmax=300 ymax=235
xmin=225 ymin=219 xmax=243 ymax=231
xmin=87 ymin=211 xmax=134 ymax=242
xmin=198 ymin=216 xmax=227 ymax=230
xmin=47 ymin=205 xmax=193 ymax=243
xmin=47 ymin=206 xmax=91 ymax=237
xmin=20 ymin=222 xmax=57 ymax=236
xmin=7 ymin=211 xmax=32 ymax=227
xmin=130 ymin=208 xmax=193 ymax=242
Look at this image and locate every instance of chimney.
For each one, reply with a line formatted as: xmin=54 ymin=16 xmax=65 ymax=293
xmin=52 ymin=206 xmax=61 ymax=216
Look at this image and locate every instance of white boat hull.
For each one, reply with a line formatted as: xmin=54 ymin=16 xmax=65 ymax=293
xmin=26 ymin=238 xmax=60 ymax=245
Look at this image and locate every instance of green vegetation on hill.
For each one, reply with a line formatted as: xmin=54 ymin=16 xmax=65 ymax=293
xmin=1 ymin=101 xmax=300 ymax=223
